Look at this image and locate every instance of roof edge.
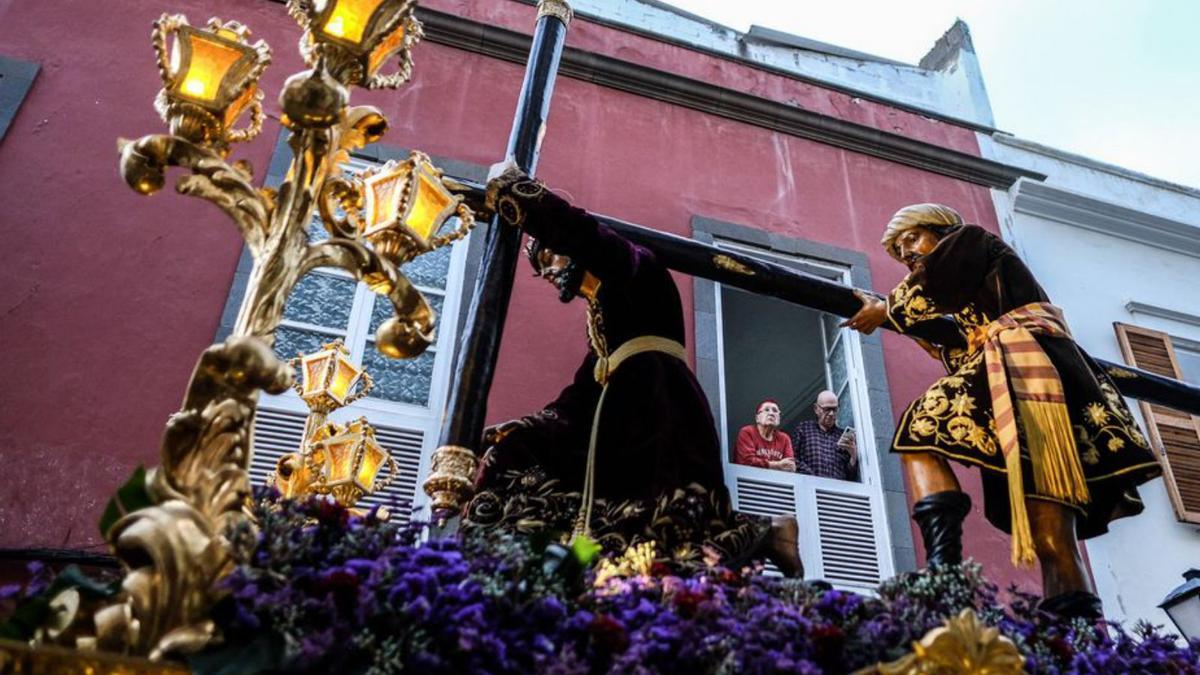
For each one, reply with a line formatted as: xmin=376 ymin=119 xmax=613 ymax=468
xmin=996 ymin=134 xmax=1200 ymax=197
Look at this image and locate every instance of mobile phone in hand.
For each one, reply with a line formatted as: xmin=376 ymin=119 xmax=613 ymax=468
xmin=838 ymin=427 xmax=855 ymax=447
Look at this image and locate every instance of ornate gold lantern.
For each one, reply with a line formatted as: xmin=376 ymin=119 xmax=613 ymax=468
xmin=305 ymin=417 xmax=398 ymax=508
xmin=287 ymin=0 xmax=424 ymax=88
xmin=361 ymin=150 xmax=476 ymax=264
xmin=274 ymin=341 xmax=394 ymax=510
xmin=294 ymin=339 xmax=372 ymax=413
xmin=152 ymin=15 xmax=271 ymax=148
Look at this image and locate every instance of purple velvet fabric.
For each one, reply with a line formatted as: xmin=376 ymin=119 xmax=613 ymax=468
xmin=475 ymin=180 xmax=725 ymax=502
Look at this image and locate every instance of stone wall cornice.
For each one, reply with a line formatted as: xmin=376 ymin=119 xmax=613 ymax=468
xmin=417 ymin=7 xmax=1041 ymax=189
xmin=1012 ymin=178 xmax=1200 ymax=259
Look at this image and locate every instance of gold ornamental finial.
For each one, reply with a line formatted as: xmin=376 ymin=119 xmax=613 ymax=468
xmin=867 ymin=609 xmax=1025 ymax=675
xmin=537 ymin=0 xmax=573 ymax=27
xmin=422 ymin=445 xmax=478 ymax=513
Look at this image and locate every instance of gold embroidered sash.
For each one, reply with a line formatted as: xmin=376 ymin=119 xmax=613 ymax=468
xmin=572 ymin=336 xmax=689 ymax=540
xmin=977 ymin=302 xmax=1090 ymax=566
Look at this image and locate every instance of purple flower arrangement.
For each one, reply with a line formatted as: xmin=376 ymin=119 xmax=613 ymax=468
xmin=3 ymin=494 xmax=1198 ymax=674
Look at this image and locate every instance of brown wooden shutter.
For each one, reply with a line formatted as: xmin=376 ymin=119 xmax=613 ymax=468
xmin=1114 ymin=322 xmax=1200 ymax=524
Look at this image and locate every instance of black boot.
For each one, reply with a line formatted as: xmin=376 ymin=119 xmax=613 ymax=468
xmin=911 ymin=491 xmax=971 ymax=568
xmin=1039 ymin=591 xmax=1103 ymax=621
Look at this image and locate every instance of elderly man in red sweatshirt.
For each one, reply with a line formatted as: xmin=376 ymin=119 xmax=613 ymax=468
xmin=734 ymin=399 xmax=796 ymax=472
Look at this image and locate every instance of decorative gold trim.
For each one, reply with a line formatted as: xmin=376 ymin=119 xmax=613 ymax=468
xmin=149 ymin=14 xmax=272 ymax=151
xmin=537 ymin=0 xmax=574 ymax=27
xmin=25 ymin=339 xmax=292 ymax=659
xmin=1106 ymin=366 xmax=1138 ymax=379
xmin=422 ymin=445 xmax=478 ymax=512
xmin=72 ymin=12 xmax=477 ymax=659
xmin=285 ymin=0 xmax=425 ymax=89
xmin=713 ymin=254 xmax=756 ymax=276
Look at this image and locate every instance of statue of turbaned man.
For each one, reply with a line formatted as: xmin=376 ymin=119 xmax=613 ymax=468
xmin=843 ymin=204 xmax=1162 ymax=619
xmin=461 ymin=164 xmax=803 ymax=577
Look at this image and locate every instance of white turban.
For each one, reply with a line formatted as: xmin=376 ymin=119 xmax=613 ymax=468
xmin=880 ymin=203 xmax=964 ymax=261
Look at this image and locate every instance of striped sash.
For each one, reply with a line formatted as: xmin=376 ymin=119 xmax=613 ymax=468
xmin=977 ymin=302 xmax=1090 ymax=566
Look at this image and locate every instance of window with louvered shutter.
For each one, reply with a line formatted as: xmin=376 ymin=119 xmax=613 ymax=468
xmin=1113 ymin=322 xmax=1200 ymax=524
xmin=231 ymin=154 xmax=471 ymax=521
xmin=716 ymin=240 xmax=892 ymax=589
xmin=251 ymin=408 xmax=427 ymax=523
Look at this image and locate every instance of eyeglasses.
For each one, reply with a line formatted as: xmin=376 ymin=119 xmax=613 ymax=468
xmin=816 ymin=405 xmax=838 ymax=413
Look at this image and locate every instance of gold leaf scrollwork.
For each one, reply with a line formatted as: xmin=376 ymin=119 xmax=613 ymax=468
xmin=30 ymin=339 xmax=292 ymax=660
xmin=713 ymin=254 xmax=756 ymax=276
xmin=422 ymin=445 xmax=479 ymax=513
xmin=537 ymin=0 xmax=574 ymax=26
xmin=864 ymin=609 xmax=1025 ymax=675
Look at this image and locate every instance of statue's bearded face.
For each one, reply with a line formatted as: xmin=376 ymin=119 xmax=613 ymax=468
xmin=756 ymin=402 xmax=781 ymax=428
xmin=895 ymin=226 xmax=941 ymax=269
xmin=531 ymin=247 xmax=584 ymax=303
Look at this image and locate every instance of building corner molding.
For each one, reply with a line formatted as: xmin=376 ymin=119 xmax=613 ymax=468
xmin=1011 ymin=178 xmax=1200 ymax=259
xmin=1125 ymin=301 xmax=1200 ymax=330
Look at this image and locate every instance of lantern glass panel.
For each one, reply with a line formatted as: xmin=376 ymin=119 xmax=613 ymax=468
xmin=223 ymin=82 xmax=257 ymax=127
xmin=404 ymin=170 xmax=453 ymax=241
xmin=1166 ymin=596 xmax=1200 ymax=641
xmin=302 ymin=353 xmax=333 ymax=395
xmin=329 ymin=353 xmax=362 ymax=403
xmin=356 ymin=439 xmax=386 ymax=490
xmin=324 ymin=438 xmax=359 ymax=486
xmin=367 ymin=23 xmax=405 ymax=76
xmin=173 ymin=30 xmax=245 ymax=103
xmin=322 ymin=0 xmax=387 ymax=44
xmin=363 ymin=166 xmax=407 ymax=234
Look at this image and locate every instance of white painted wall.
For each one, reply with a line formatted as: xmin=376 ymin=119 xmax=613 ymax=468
xmin=570 ymin=0 xmax=993 ymax=126
xmin=982 ymin=132 xmax=1200 ymax=629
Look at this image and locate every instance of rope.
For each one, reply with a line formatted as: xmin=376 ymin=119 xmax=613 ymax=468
xmin=571 ymin=336 xmax=688 ymax=541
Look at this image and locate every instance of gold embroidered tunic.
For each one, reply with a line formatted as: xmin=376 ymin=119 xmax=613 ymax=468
xmin=887 ymin=225 xmax=1161 ymax=539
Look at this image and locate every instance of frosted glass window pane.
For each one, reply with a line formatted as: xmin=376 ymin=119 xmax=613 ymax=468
xmin=822 ymin=314 xmax=842 ymax=350
xmin=283 ymin=273 xmax=356 ymax=329
xmin=1176 ymin=345 xmax=1200 ymax=387
xmin=362 ymin=349 xmax=436 ymax=405
xmin=368 ymin=293 xmax=444 ymax=339
xmin=274 ymin=326 xmax=335 ymax=360
xmin=828 ymin=339 xmax=848 ymax=395
xmin=837 ymin=386 xmax=855 ymax=430
xmin=307 ymin=215 xmax=328 ymax=243
xmin=401 ymin=244 xmax=452 ymax=290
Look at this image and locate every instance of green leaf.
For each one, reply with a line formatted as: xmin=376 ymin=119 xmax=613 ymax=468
xmin=569 ymin=535 xmax=602 ymax=567
xmin=48 ymin=565 xmax=120 ymax=599
xmin=0 ymin=596 xmax=50 ymax=641
xmin=0 ymin=565 xmax=121 ymax=641
xmin=98 ymin=465 xmax=152 ymax=538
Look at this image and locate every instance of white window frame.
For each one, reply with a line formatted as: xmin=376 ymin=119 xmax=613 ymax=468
xmin=711 ymin=239 xmax=895 ymax=589
xmin=250 ymin=156 xmax=473 ymax=519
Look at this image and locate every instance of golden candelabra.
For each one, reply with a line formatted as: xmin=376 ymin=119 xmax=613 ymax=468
xmin=18 ymin=0 xmax=474 ymax=663
xmin=272 ymin=340 xmax=399 ymax=513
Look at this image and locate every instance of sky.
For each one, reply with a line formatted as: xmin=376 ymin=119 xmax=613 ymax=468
xmin=663 ymin=0 xmax=1200 ymax=190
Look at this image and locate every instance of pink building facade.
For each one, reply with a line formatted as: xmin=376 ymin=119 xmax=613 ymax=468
xmin=0 ymin=0 xmax=1047 ymax=593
